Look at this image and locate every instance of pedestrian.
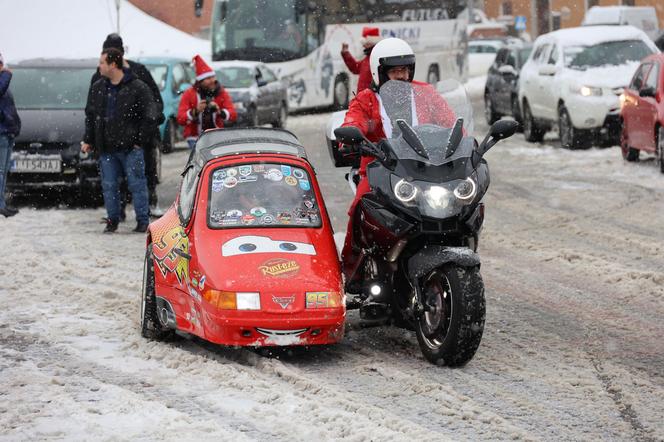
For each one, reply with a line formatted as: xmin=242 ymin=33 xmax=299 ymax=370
xmin=88 ymin=33 xmax=165 ymax=218
xmin=340 ymin=27 xmax=382 ymax=94
xmin=0 ymin=52 xmax=21 ymax=218
xmin=177 ymin=55 xmax=236 ymax=149
xmin=82 ymin=48 xmax=160 ymax=233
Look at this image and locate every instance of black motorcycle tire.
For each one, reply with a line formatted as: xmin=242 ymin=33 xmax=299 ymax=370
xmin=415 ymin=264 xmax=485 ymax=366
xmin=140 ymin=248 xmax=175 ymax=341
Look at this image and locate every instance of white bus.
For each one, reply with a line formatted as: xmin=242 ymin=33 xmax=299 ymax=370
xmin=211 ymin=0 xmax=469 ymax=111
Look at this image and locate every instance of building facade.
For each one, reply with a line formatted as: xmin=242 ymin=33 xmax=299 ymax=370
xmin=129 ymin=0 xmax=213 ymax=38
xmin=482 ymin=0 xmax=663 ymax=38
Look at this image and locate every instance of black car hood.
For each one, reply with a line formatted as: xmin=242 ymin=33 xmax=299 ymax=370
xmin=15 ymin=109 xmax=86 ymax=144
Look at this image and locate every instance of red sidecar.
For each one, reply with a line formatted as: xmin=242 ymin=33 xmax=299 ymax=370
xmin=140 ymin=128 xmax=345 ymax=346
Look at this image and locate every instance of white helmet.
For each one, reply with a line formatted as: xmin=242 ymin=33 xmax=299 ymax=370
xmin=369 ymin=37 xmax=416 ymax=88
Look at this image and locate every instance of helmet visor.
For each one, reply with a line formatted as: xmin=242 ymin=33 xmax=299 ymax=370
xmin=379 ymin=54 xmax=416 ymax=67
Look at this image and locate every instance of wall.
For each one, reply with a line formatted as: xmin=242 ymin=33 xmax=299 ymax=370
xmin=482 ymin=0 xmax=664 ymax=38
xmin=129 ymin=0 xmax=213 ymax=37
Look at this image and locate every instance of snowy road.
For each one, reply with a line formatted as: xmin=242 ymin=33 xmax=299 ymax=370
xmin=1 ymin=98 xmax=663 ymax=440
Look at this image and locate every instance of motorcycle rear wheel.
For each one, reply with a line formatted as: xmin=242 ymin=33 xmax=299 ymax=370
xmin=415 ymin=264 xmax=485 ymax=366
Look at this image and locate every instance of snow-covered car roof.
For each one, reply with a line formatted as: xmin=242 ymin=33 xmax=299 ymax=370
xmin=13 ymin=58 xmax=98 ymax=68
xmin=187 ymin=128 xmax=308 ymax=172
xmin=468 ymin=40 xmax=505 ymax=49
xmin=211 ymin=60 xmax=265 ymax=70
xmin=535 ymin=25 xmax=657 ymax=49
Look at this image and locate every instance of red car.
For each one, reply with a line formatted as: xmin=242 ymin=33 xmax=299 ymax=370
xmin=620 ymin=53 xmax=664 ymax=173
xmin=139 ymin=128 xmax=345 ymax=347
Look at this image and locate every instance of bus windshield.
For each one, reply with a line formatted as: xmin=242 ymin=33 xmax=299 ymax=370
xmin=212 ymin=0 xmax=466 ymax=63
xmin=213 ymin=0 xmax=304 ymax=63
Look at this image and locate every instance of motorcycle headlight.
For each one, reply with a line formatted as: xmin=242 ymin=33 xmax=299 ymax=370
xmin=453 ymin=177 xmax=477 ymax=202
xmin=394 ymin=179 xmax=418 ymax=203
xmin=423 ymin=185 xmax=452 ymax=209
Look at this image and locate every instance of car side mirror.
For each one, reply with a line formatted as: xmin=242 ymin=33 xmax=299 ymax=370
xmin=334 ymin=126 xmax=365 ymax=145
xmin=498 ymin=64 xmax=517 ymax=76
xmin=639 ymin=87 xmax=656 ymax=98
xmin=538 ymin=64 xmax=557 ymax=76
xmin=257 ymin=78 xmax=268 ymax=87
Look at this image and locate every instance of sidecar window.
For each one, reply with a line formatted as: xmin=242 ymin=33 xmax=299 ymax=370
xmin=207 ymin=162 xmax=321 ymax=229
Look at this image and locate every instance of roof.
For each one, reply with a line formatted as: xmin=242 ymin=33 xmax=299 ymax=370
xmin=188 ymin=128 xmax=308 ymax=172
xmin=13 ymin=58 xmax=98 ymax=68
xmin=534 ymin=25 xmax=655 ymax=48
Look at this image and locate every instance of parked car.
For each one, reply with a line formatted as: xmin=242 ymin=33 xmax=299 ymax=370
xmin=518 ymin=25 xmax=658 ymax=149
xmin=484 ymin=41 xmax=533 ymax=125
xmin=137 ymin=56 xmax=195 ymax=153
xmin=468 ymin=39 xmax=505 ymax=78
xmin=620 ymin=53 xmax=664 ymax=172
xmin=582 ymin=6 xmax=659 ymax=41
xmin=140 ymin=128 xmax=344 ymax=347
xmin=212 ymin=61 xmax=288 ymax=128
xmin=8 ymin=58 xmax=100 ymax=201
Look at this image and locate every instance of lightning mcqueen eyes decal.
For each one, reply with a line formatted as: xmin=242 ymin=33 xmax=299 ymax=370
xmin=222 ymin=235 xmax=317 ymax=257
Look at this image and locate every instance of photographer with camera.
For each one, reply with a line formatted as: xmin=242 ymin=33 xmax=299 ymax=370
xmin=177 ymin=55 xmax=236 ymax=150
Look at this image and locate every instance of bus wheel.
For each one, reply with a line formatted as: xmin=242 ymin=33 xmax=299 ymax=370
xmin=333 ymin=76 xmax=349 ymax=110
xmin=427 ymin=65 xmax=440 ymax=85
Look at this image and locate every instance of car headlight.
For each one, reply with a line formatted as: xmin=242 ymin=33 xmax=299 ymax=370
xmin=305 ymin=291 xmax=343 ymax=309
xmin=394 ymin=179 xmax=418 ymax=203
xmin=203 ymin=290 xmax=261 ymax=310
xmin=453 ymin=177 xmax=477 ymax=202
xmin=570 ymin=84 xmax=602 ymax=97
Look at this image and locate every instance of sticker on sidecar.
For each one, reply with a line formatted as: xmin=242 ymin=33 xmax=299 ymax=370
xmin=222 ymin=235 xmax=317 ymax=257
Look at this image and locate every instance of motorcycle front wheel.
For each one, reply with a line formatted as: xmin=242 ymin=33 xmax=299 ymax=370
xmin=415 ymin=264 xmax=485 ymax=366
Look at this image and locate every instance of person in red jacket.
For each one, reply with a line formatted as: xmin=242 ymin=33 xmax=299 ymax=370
xmin=340 ymin=27 xmax=381 ymax=94
xmin=340 ymin=38 xmax=458 ymax=262
xmin=177 ymin=55 xmax=237 ymax=149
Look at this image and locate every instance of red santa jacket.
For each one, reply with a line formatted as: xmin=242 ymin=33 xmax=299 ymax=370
xmin=176 ymin=83 xmax=237 ymax=139
xmin=341 ymin=80 xmax=458 ymax=177
xmin=341 ymin=50 xmax=373 ymax=94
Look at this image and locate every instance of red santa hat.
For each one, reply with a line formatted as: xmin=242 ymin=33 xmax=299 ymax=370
xmin=361 ymin=27 xmax=381 ymax=45
xmin=192 ymin=54 xmax=215 ymax=81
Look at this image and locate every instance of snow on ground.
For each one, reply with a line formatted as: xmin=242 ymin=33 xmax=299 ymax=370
xmin=1 ymin=108 xmax=663 ymax=440
xmin=0 ymin=0 xmax=209 ymax=62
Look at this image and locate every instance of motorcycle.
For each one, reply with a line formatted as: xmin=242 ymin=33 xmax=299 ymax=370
xmin=334 ymin=80 xmax=518 ymax=366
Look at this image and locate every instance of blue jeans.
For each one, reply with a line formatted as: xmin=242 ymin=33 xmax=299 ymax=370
xmin=99 ymin=148 xmax=149 ymax=224
xmin=0 ymin=134 xmax=14 ymax=209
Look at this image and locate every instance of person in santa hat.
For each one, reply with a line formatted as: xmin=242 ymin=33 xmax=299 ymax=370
xmin=340 ymin=27 xmax=382 ymax=94
xmin=177 ymin=55 xmax=237 ymax=149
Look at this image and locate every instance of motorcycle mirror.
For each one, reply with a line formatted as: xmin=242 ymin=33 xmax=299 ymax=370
xmin=489 ymin=119 xmax=519 ymax=141
xmin=334 ymin=126 xmax=365 ymax=145
xmin=477 ymin=120 xmax=519 ymax=157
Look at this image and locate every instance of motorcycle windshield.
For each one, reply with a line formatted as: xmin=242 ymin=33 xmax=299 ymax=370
xmin=378 ymin=80 xmax=474 ymax=166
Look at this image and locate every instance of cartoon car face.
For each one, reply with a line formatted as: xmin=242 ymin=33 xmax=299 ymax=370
xmin=222 ymin=235 xmax=316 ymax=257
xmin=142 ymin=128 xmax=344 ymax=349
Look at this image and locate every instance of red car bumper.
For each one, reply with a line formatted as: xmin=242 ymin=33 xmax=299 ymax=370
xmin=199 ymin=308 xmax=345 ymax=346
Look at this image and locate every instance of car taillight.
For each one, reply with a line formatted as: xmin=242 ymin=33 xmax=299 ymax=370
xmin=305 ymin=291 xmax=343 ymax=309
xmin=203 ymin=290 xmax=260 ymax=310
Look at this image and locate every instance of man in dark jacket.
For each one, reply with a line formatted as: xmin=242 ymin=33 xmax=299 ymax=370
xmin=82 ymin=48 xmax=159 ymax=233
xmin=89 ymin=34 xmax=165 ymax=217
xmin=0 ymin=52 xmax=21 ymax=218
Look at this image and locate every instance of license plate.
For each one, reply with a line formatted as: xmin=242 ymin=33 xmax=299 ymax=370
xmin=10 ymin=155 xmax=62 ymax=173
